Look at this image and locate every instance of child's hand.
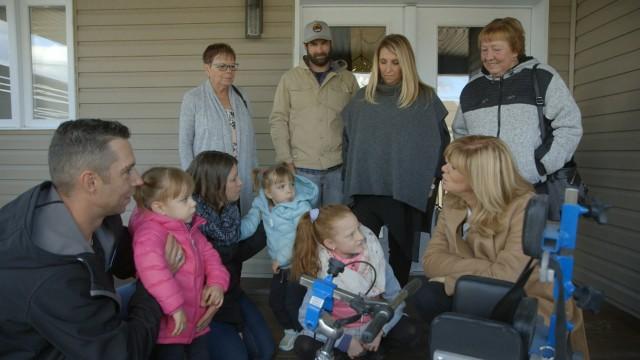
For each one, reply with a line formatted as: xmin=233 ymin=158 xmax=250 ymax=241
xmin=171 ymin=308 xmax=187 ymax=336
xmin=271 ymin=261 xmax=280 ymax=274
xmin=202 ymin=285 xmax=225 ymax=308
xmin=361 ymin=330 xmax=383 ymax=352
xmin=347 ymin=338 xmax=365 ymax=358
xmin=195 ymin=305 xmax=220 ymax=332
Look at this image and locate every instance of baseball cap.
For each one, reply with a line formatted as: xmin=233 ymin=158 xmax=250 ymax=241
xmin=304 ymin=20 xmax=332 ymax=43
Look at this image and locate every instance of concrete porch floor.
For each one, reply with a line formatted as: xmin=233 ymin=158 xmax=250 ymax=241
xmin=241 ymin=277 xmax=640 ymax=360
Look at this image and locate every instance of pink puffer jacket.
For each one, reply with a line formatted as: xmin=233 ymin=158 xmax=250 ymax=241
xmin=129 ymin=208 xmax=230 ymax=344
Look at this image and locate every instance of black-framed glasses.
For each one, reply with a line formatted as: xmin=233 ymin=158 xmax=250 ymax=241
xmin=211 ymin=63 xmax=239 ymax=72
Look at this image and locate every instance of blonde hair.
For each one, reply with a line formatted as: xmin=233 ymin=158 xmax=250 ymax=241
xmin=365 ymin=34 xmax=433 ymax=108
xmin=444 ymin=136 xmax=532 ymax=237
xmin=291 ymin=205 xmax=354 ymax=280
xmin=134 ymin=167 xmax=194 ymax=209
xmin=252 ymin=163 xmax=295 ymax=204
xmin=478 ymin=17 xmax=526 ymax=57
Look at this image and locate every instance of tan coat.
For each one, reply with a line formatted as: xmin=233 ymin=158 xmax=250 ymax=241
xmin=269 ymin=60 xmax=358 ymax=170
xmin=423 ymin=193 xmax=589 ymax=358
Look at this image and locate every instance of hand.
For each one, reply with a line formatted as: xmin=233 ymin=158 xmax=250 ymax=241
xmin=286 ymin=162 xmax=295 ymax=174
xmin=271 ymin=261 xmax=280 ymax=274
xmin=171 ymin=308 xmax=187 ymax=336
xmin=164 ymin=234 xmax=185 ymax=273
xmin=202 ymin=285 xmax=225 ymax=308
xmin=195 ymin=305 xmax=219 ymax=332
xmin=361 ymin=330 xmax=383 ymax=352
xmin=347 ymin=338 xmax=365 ymax=358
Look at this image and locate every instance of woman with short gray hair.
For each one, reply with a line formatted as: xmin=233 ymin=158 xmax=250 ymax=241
xmin=179 ymin=43 xmax=257 ymax=214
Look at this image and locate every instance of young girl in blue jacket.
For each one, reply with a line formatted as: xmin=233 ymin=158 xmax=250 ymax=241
xmin=240 ymin=163 xmax=318 ymax=351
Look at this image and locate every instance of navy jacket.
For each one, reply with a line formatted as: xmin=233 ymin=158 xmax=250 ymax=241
xmin=0 ymin=182 xmax=161 ymax=359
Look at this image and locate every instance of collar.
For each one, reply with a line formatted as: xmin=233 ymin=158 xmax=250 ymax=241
xmin=480 ymin=55 xmax=535 ymax=80
xmin=376 ymin=83 xmax=401 ymax=96
xmin=32 ymin=185 xmax=96 ymax=256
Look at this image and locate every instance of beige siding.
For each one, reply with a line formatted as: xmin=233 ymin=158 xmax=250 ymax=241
xmin=75 ymin=0 xmax=292 ymax=276
xmin=0 ymin=0 xmax=292 ymax=276
xmin=75 ymin=0 xmax=292 ymax=172
xmin=0 ymin=0 xmax=291 ymax=209
xmin=548 ymin=0 xmax=572 ymax=84
xmin=572 ymin=0 xmax=640 ymax=317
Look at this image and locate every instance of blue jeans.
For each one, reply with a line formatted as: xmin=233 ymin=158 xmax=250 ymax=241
xmin=117 ymin=284 xmax=275 ymax=360
xmin=207 ymin=293 xmax=275 ymax=360
xmin=296 ymin=165 xmax=343 ymax=206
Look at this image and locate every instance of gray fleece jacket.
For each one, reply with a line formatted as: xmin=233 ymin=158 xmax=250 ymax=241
xmin=452 ymin=57 xmax=582 ymax=184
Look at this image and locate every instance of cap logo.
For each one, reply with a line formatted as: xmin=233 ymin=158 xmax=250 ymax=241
xmin=312 ymin=23 xmax=323 ymax=33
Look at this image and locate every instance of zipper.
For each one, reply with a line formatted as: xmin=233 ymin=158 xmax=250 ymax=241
xmin=496 ymin=77 xmax=503 ymax=138
xmin=188 ymin=226 xmax=204 ymax=341
xmin=185 ymin=224 xmax=201 ymax=341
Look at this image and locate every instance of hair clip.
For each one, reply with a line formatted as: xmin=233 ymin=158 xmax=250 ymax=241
xmin=309 ymin=208 xmax=320 ymax=223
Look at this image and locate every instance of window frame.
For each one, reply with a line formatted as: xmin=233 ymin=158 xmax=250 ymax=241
xmin=0 ymin=0 xmax=75 ymax=129
xmin=0 ymin=0 xmax=20 ymax=127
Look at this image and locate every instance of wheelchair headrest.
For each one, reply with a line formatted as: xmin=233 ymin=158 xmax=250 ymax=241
xmin=522 ymin=194 xmax=548 ymax=259
xmin=453 ymin=275 xmax=513 ymax=318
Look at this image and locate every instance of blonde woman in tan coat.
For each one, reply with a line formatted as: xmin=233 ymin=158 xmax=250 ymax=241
xmin=414 ymin=135 xmax=588 ymax=358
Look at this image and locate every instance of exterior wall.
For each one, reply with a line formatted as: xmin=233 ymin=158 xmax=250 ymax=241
xmin=75 ymin=0 xmax=292 ymax=170
xmin=0 ymin=0 xmax=293 ymax=208
xmin=0 ymin=0 xmax=294 ymax=276
xmin=548 ymin=0 xmax=571 ymax=84
xmin=572 ymin=0 xmax=640 ymax=318
xmin=74 ymin=0 xmax=293 ymax=276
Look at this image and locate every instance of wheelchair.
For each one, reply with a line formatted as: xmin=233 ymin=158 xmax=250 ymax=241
xmin=430 ymin=189 xmax=605 ymax=360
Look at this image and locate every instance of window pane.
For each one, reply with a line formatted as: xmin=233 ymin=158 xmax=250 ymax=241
xmin=0 ymin=7 xmax=11 ymax=119
xmin=30 ymin=6 xmax=68 ymax=120
xmin=330 ymin=26 xmax=385 ymax=88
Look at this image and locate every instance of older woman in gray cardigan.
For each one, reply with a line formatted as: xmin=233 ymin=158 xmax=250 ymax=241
xmin=179 ymin=43 xmax=257 ymax=214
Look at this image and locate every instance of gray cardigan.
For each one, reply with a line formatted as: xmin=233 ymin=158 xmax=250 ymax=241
xmin=342 ymin=84 xmax=449 ymax=212
xmin=179 ymin=80 xmax=257 ymax=214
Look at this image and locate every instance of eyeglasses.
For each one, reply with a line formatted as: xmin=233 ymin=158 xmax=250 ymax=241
xmin=211 ymin=63 xmax=239 ymax=72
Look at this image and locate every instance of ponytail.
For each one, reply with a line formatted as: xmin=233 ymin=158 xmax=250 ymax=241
xmin=134 ymin=167 xmax=194 ymax=210
xmin=290 ymin=204 xmax=354 ymax=280
xmin=291 ymin=212 xmax=321 ymax=280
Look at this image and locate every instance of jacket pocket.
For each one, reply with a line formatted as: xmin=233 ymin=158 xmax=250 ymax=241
xmin=327 ymin=82 xmax=352 ymax=112
xmin=289 ymin=87 xmax=315 ymax=110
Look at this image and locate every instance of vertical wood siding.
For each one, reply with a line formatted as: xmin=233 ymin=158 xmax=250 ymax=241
xmin=572 ymin=0 xmax=640 ymax=318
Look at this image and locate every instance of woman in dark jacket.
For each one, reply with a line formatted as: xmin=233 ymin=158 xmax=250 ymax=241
xmin=187 ymin=151 xmax=275 ymax=360
xmin=342 ymin=34 xmax=450 ymax=286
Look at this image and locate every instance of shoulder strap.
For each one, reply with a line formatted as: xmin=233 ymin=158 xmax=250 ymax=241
xmin=490 ymin=257 xmax=536 ymax=323
xmin=231 ymin=85 xmax=248 ymax=109
xmin=531 ymin=64 xmax=548 ymax=144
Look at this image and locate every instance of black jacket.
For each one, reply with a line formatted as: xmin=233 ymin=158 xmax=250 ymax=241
xmin=211 ymin=223 xmax=267 ymax=329
xmin=0 ymin=182 xmax=161 ymax=359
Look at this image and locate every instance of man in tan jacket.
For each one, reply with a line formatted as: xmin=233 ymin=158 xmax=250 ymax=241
xmin=269 ymin=20 xmax=358 ymax=206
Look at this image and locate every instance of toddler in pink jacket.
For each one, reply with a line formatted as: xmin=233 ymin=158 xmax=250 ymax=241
xmin=130 ymin=167 xmax=230 ymax=360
